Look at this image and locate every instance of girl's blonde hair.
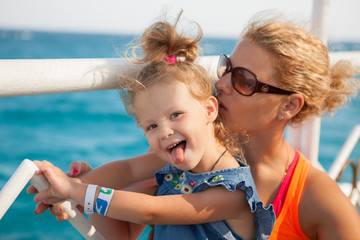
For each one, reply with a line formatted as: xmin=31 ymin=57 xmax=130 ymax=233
xmin=119 ymin=14 xmax=244 ymax=156
xmin=243 ymin=18 xmax=358 ymax=124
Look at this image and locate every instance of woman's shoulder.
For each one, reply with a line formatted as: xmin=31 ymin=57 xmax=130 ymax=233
xmin=301 ymin=165 xmax=346 ymax=207
xmin=303 ymin=165 xmax=342 ymax=198
xmin=299 ymin=164 xmax=360 ymax=239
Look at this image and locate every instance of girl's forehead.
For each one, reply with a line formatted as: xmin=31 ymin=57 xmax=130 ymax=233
xmin=134 ymin=81 xmax=205 ymax=111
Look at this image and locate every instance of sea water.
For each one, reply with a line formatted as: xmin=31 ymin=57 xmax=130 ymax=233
xmin=0 ymin=30 xmax=359 ymax=239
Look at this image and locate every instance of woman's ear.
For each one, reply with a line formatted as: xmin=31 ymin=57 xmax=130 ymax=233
xmin=280 ymin=93 xmax=304 ymax=121
xmin=205 ymin=96 xmax=219 ymax=123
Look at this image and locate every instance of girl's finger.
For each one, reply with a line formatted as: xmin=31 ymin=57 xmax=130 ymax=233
xmin=34 ymin=188 xmax=52 ymax=203
xmin=43 ymin=197 xmax=63 ymax=205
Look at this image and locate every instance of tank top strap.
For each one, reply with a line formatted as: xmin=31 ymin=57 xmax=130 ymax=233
xmin=272 ymin=151 xmax=300 ymax=217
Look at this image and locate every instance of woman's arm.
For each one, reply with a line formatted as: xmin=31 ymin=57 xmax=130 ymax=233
xmin=299 ymin=166 xmax=360 ymax=240
xmin=73 ymin=152 xmax=165 ymax=189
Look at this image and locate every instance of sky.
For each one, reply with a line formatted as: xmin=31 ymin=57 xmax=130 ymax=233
xmin=0 ymin=0 xmax=359 ymax=41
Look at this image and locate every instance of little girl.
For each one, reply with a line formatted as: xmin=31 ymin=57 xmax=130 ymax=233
xmin=32 ymin=15 xmax=275 ymax=240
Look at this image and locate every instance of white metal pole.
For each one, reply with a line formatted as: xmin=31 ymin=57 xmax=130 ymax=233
xmin=0 ymin=56 xmax=219 ymax=97
xmin=0 ymin=159 xmax=104 ymax=240
xmin=286 ymin=0 xmax=330 ymax=168
xmin=328 ymin=125 xmax=360 ymax=179
xmin=0 ymin=159 xmax=38 ymax=219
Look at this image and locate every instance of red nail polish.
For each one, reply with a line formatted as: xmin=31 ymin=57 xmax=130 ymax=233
xmin=34 ymin=210 xmax=37 ymax=215
xmin=71 ymin=168 xmax=79 ymax=176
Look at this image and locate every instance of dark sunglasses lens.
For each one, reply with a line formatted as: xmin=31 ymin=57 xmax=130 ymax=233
xmin=233 ymin=68 xmax=256 ymax=95
xmin=217 ymin=55 xmax=229 ymax=78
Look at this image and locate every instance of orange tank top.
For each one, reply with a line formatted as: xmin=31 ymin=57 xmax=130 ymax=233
xmin=269 ymin=153 xmax=311 ymax=240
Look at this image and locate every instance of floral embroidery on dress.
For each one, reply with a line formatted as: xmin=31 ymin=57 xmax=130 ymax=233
xmin=181 ymin=184 xmax=193 ymax=194
xmin=164 ymin=173 xmax=173 ymax=182
xmin=171 ymin=179 xmax=179 ymax=185
xmin=167 ymin=171 xmax=224 ymax=193
xmin=205 ymin=175 xmax=224 ymax=183
xmin=179 ymin=172 xmax=186 ymax=180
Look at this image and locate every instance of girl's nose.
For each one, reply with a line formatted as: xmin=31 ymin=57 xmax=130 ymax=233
xmin=159 ymin=125 xmax=174 ymax=140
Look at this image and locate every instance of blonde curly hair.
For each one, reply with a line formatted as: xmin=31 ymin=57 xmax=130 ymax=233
xmin=119 ymin=13 xmax=245 ymax=156
xmin=243 ymin=18 xmax=358 ymax=124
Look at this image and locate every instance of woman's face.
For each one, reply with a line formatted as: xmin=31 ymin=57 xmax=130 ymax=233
xmin=215 ymin=39 xmax=285 ymax=135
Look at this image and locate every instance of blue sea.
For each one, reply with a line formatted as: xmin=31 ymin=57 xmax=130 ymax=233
xmin=0 ymin=30 xmax=359 ymax=239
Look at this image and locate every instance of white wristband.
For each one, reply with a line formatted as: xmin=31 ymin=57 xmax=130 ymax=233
xmin=84 ymin=184 xmax=97 ymax=215
xmin=94 ymin=187 xmax=114 ymax=216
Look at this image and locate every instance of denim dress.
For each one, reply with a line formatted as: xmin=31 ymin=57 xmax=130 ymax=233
xmin=153 ymin=156 xmax=275 ymax=240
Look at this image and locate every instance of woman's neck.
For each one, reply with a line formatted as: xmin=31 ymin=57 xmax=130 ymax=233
xmin=244 ymin=130 xmax=295 ymax=205
xmin=244 ymin=128 xmax=291 ymax=166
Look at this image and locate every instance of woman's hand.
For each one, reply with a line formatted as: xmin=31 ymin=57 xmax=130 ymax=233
xmin=69 ymin=161 xmax=93 ymax=178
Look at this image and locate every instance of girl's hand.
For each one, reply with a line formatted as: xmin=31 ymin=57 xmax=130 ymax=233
xmin=27 ymin=161 xmax=91 ymax=195
xmin=48 ymin=161 xmax=92 ymax=220
xmin=27 ymin=160 xmax=92 ymax=220
xmin=33 ymin=160 xmax=77 ymax=204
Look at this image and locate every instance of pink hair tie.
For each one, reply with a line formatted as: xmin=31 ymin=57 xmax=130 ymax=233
xmin=164 ymin=55 xmax=176 ymax=64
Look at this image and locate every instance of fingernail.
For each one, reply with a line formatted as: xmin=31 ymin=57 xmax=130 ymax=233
xmin=35 ymin=210 xmax=38 ymax=215
xmin=71 ymin=168 xmax=79 ymax=176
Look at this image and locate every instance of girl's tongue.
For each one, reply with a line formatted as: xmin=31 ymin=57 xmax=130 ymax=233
xmin=171 ymin=141 xmax=186 ymax=165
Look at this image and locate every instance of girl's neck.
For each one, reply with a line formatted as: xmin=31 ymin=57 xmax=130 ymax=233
xmin=190 ymin=139 xmax=236 ymax=174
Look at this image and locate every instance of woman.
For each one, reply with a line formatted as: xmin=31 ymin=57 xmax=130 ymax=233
xmin=214 ymin=18 xmax=360 ymax=239
xmin=29 ymin=16 xmax=360 ymax=239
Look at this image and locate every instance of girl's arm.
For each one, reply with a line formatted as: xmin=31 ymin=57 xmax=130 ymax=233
xmin=106 ymin=186 xmax=249 ymax=225
xmin=29 ymin=153 xmax=164 ymax=219
xmin=33 ymin=160 xmax=251 ymax=225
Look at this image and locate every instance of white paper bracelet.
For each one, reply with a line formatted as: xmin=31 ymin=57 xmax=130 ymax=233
xmin=94 ymin=187 xmax=114 ymax=216
xmin=84 ymin=184 xmax=98 ymax=215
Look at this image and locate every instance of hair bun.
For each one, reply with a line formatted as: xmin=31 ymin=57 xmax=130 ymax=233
xmin=126 ymin=12 xmax=203 ymax=65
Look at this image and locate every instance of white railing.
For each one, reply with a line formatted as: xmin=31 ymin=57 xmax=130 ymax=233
xmin=0 ymin=2 xmax=359 ymax=238
xmin=329 ymin=125 xmax=360 ymax=207
xmin=0 ymin=159 xmax=105 ymax=240
xmin=1 ymin=51 xmax=359 ymax=98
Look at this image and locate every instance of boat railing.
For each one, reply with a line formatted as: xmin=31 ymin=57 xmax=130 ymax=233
xmin=1 ymin=53 xmax=359 ymax=201
xmin=328 ymin=125 xmax=360 ymax=208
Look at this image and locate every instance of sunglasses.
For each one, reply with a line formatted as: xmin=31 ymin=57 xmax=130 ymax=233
xmin=217 ymin=54 xmax=295 ymax=96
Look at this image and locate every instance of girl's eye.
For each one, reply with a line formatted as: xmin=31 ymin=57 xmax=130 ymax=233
xmin=146 ymin=124 xmax=157 ymax=131
xmin=170 ymin=112 xmax=181 ymax=120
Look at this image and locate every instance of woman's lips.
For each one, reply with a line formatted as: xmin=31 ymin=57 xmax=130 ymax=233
xmin=218 ymin=100 xmax=227 ymax=110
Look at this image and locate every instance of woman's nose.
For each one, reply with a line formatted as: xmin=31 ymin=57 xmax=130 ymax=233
xmin=215 ymin=74 xmax=232 ymax=94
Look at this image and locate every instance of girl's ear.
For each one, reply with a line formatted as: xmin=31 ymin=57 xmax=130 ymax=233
xmin=280 ymin=93 xmax=304 ymax=121
xmin=205 ymin=96 xmax=219 ymax=123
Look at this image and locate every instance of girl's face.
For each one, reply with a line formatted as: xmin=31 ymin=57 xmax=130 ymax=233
xmin=134 ymin=80 xmax=217 ymax=171
xmin=215 ymin=39 xmax=284 ymax=136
